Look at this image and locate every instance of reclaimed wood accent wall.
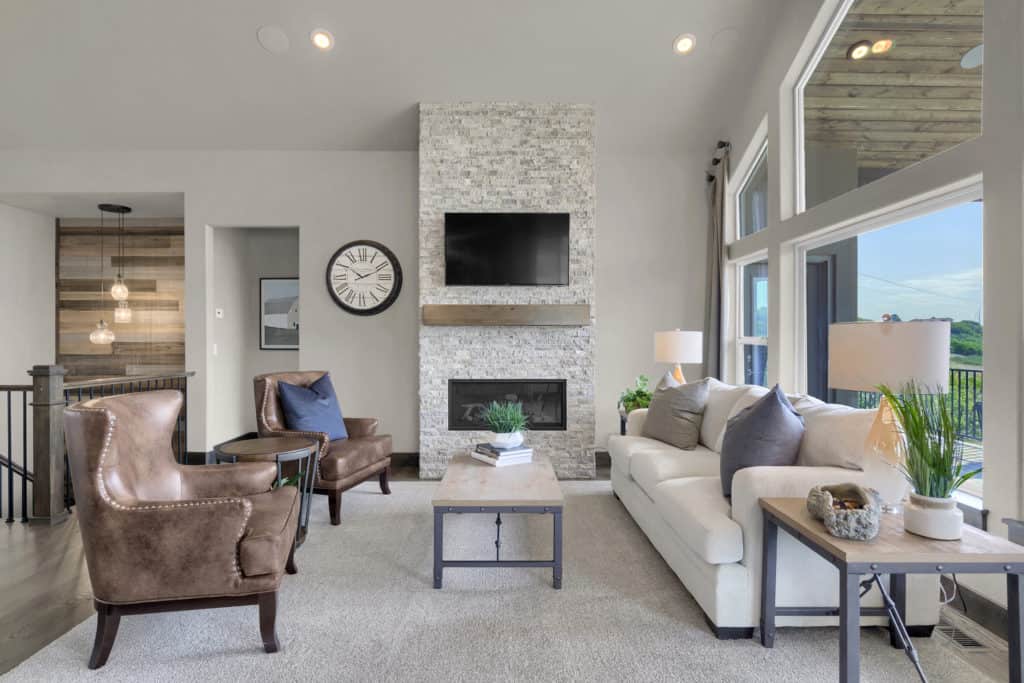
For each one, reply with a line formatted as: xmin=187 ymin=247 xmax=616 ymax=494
xmin=56 ymin=219 xmax=185 ymax=380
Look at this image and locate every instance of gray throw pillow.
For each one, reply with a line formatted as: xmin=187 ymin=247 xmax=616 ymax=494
xmin=642 ymin=379 xmax=710 ymax=450
xmin=720 ymin=384 xmax=805 ymax=497
xmin=655 ymin=370 xmax=682 ymax=391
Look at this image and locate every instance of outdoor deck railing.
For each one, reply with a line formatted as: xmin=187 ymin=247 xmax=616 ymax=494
xmin=855 ymin=368 xmax=983 ymax=441
xmin=0 ymin=366 xmax=193 ymax=524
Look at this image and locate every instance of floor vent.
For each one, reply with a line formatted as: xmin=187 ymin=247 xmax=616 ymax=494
xmin=937 ymin=623 xmax=988 ymax=651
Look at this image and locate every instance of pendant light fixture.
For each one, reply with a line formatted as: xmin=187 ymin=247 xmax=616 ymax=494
xmin=99 ymin=203 xmax=133 ymax=323
xmin=89 ymin=206 xmax=116 ymax=345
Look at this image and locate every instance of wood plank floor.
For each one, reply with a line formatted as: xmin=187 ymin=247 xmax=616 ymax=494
xmin=0 ymin=459 xmax=609 ymax=674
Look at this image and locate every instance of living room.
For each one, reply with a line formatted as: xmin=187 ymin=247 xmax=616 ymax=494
xmin=0 ymin=0 xmax=1022 ymax=681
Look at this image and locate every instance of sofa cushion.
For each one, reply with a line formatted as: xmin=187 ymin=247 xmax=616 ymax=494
xmin=608 ymin=434 xmax=664 ymax=476
xmin=642 ymin=379 xmax=710 ymax=450
xmin=652 ymin=477 xmax=743 ymax=565
xmin=712 ymin=385 xmax=770 ymax=452
xmin=278 ymin=373 xmax=348 ymax=441
xmin=319 ymin=435 xmax=391 ymax=480
xmin=720 ymin=385 xmax=805 ymax=496
xmin=631 ymin=445 xmax=720 ymax=497
xmin=797 ymin=403 xmax=874 ymax=470
xmin=699 ymin=379 xmax=758 ymax=451
xmin=239 ymin=486 xmax=299 ymax=577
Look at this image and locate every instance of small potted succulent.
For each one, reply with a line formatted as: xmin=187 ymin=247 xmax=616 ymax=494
xmin=481 ymin=401 xmax=529 ymax=449
xmin=878 ymin=383 xmax=981 ymax=540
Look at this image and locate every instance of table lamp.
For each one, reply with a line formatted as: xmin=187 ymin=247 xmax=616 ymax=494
xmin=654 ymin=330 xmax=703 ymax=384
xmin=828 ymin=319 xmax=950 ymax=511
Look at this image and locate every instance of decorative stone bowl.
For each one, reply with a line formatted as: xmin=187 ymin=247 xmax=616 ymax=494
xmin=806 ymin=483 xmax=881 ymax=541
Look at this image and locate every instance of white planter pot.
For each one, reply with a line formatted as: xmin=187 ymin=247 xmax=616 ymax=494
xmin=489 ymin=431 xmax=524 ymax=449
xmin=903 ymin=493 xmax=963 ymax=540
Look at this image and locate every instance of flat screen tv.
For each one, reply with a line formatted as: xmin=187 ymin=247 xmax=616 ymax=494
xmin=445 ymin=212 xmax=570 ymax=286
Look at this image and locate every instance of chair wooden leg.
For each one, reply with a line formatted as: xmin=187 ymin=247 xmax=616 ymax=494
xmin=89 ymin=602 xmax=121 ymax=669
xmin=286 ymin=542 xmax=298 ymax=574
xmin=328 ymin=489 xmax=342 ymax=526
xmin=258 ymin=592 xmax=280 ymax=653
xmin=379 ymin=466 xmax=392 ymax=495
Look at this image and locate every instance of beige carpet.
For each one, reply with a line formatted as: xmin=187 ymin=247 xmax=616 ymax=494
xmin=6 ymin=481 xmax=992 ymax=682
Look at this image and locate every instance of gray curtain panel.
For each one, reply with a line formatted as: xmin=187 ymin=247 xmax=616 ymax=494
xmin=703 ymin=143 xmax=730 ymax=379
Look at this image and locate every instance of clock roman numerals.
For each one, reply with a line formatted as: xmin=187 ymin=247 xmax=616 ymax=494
xmin=328 ymin=241 xmax=401 ymax=315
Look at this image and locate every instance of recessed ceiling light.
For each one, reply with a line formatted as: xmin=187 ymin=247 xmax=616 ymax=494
xmin=847 ymin=40 xmax=871 ymax=60
xmin=961 ymin=44 xmax=983 ymax=69
xmin=871 ymin=38 xmax=893 ymax=54
xmin=311 ymin=29 xmax=334 ymax=51
xmin=256 ymin=25 xmax=290 ymax=55
xmin=673 ymin=33 xmax=696 ymax=55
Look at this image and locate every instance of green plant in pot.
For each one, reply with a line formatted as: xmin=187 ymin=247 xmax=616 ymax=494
xmin=878 ymin=382 xmax=981 ymax=540
xmin=481 ymin=401 xmax=529 ymax=449
xmin=618 ymin=375 xmax=652 ymax=418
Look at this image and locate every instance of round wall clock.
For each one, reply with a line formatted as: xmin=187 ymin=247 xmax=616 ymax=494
xmin=325 ymin=240 xmax=403 ymax=315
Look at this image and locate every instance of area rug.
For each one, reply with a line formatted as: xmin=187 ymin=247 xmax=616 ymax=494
xmin=5 ymin=481 xmax=991 ymax=682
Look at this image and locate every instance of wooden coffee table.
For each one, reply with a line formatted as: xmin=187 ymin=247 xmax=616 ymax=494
xmin=760 ymin=497 xmax=1024 ymax=683
xmin=432 ymin=453 xmax=564 ymax=589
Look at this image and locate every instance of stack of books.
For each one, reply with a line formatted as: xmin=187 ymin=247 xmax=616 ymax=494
xmin=471 ymin=443 xmax=533 ymax=467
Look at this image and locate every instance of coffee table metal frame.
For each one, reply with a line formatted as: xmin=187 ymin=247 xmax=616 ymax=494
xmin=214 ymin=438 xmax=318 ymax=545
xmin=432 ymin=504 xmax=563 ymax=589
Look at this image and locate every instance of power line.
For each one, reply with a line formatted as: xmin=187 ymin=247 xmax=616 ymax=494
xmin=858 ymin=272 xmax=978 ymax=305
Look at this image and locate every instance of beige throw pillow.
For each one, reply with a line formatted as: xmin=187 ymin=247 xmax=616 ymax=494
xmin=642 ymin=379 xmax=710 ymax=450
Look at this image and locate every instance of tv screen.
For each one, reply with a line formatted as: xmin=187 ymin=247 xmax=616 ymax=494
xmin=445 ymin=213 xmax=570 ymax=286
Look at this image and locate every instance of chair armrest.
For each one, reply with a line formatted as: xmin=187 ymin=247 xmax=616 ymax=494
xmin=625 ymin=409 xmax=648 ymax=436
xmin=730 ymin=465 xmax=868 ymax=569
xmin=180 ymin=462 xmax=277 ymax=498
xmin=344 ymin=417 xmax=379 ymax=438
xmin=88 ymin=497 xmax=254 ymax=603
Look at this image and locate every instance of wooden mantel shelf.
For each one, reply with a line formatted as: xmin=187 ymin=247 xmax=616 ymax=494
xmin=421 ymin=304 xmax=591 ymax=327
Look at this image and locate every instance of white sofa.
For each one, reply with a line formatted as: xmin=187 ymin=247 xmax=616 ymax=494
xmin=608 ymin=379 xmax=939 ymax=638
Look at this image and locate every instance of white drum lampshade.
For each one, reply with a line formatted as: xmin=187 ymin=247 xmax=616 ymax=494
xmin=828 ymin=320 xmax=950 ymax=511
xmin=654 ymin=330 xmax=703 ymax=383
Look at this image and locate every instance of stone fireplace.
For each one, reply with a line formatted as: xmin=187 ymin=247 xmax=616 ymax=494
xmin=418 ymin=102 xmax=596 ymax=479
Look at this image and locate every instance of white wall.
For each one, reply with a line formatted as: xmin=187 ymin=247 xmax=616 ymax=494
xmin=210 ymin=227 xmax=298 ymax=445
xmin=595 ymin=152 xmax=707 ymax=444
xmin=0 ymin=201 xmax=55 ymax=383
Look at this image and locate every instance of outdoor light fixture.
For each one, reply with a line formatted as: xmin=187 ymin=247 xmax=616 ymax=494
xmin=847 ymin=40 xmax=872 ymax=60
xmin=673 ymin=33 xmax=696 ymax=55
xmin=311 ymin=29 xmax=334 ymax=51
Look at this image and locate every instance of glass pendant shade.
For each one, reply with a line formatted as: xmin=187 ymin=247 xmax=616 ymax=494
xmin=110 ymin=278 xmax=130 ymax=301
xmin=114 ymin=301 xmax=132 ymax=323
xmin=89 ymin=320 xmax=115 ymax=345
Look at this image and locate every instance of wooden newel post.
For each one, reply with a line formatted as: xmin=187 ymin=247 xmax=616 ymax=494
xmin=29 ymin=364 xmax=69 ymax=525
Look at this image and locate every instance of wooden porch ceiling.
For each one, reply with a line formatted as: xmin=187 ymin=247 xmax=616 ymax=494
xmin=804 ymin=0 xmax=982 ymax=170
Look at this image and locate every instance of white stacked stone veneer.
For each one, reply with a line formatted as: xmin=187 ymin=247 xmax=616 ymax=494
xmin=418 ymin=102 xmax=596 ymax=479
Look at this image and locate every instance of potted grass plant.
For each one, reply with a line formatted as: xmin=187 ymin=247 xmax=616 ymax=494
xmin=481 ymin=400 xmax=529 ymax=449
xmin=878 ymin=382 xmax=981 ymax=540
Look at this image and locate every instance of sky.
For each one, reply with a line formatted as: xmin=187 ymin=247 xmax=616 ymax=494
xmin=856 ymin=201 xmax=983 ymax=323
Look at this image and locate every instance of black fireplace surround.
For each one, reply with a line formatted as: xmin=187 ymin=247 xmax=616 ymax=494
xmin=448 ymin=379 xmax=567 ymax=431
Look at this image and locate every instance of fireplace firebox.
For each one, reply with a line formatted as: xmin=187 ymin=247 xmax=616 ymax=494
xmin=448 ymin=379 xmax=567 ymax=431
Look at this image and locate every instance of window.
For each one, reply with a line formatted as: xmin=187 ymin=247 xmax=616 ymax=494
xmin=739 ymin=260 xmax=769 ymax=386
xmin=803 ymin=199 xmax=983 ymax=492
xmin=798 ymin=0 xmax=983 ymax=210
xmin=738 ymin=147 xmax=768 ymax=238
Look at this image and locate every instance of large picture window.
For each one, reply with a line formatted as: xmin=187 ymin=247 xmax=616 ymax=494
xmin=799 ymin=0 xmax=983 ymax=210
xmin=804 ymin=199 xmax=983 ymax=492
xmin=738 ymin=147 xmax=768 ymax=238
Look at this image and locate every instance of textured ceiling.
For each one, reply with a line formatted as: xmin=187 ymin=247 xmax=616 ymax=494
xmin=0 ymin=0 xmax=788 ymax=152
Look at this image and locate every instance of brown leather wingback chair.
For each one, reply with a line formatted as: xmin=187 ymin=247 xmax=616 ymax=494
xmin=64 ymin=390 xmax=299 ymax=669
xmin=254 ymin=371 xmax=392 ymax=525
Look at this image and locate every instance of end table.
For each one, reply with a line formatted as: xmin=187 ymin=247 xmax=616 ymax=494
xmin=215 ymin=436 xmax=318 ymax=546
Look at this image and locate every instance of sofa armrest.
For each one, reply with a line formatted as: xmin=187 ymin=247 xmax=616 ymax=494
xmin=343 ymin=417 xmax=379 ymax=438
xmin=731 ymin=465 xmax=867 ymax=562
xmin=180 ymin=462 xmax=277 ymax=498
xmin=625 ymin=409 xmax=648 ymax=436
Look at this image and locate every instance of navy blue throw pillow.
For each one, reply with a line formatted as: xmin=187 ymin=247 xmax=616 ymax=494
xmin=278 ymin=374 xmax=348 ymax=441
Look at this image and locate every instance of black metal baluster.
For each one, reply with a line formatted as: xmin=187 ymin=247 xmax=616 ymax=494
xmin=7 ymin=390 xmax=13 ymax=524
xmin=21 ymin=390 xmax=28 ymax=522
